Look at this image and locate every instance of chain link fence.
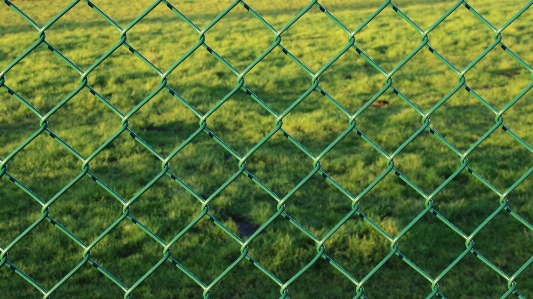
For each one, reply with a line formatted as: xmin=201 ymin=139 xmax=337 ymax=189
xmin=1 ymin=0 xmax=533 ymax=298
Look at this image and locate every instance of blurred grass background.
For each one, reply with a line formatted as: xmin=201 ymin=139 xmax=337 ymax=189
xmin=1 ymin=0 xmax=533 ymax=298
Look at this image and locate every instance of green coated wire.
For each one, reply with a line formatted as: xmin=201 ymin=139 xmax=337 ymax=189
xmin=1 ymin=0 xmax=533 ymax=298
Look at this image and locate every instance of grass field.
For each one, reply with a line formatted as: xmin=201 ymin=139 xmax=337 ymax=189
xmin=1 ymin=0 xmax=533 ymax=298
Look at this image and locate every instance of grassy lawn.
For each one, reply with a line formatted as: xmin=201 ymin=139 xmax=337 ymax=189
xmin=1 ymin=0 xmax=533 ymax=298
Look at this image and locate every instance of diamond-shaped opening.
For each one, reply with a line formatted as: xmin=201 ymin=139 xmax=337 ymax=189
xmin=467 ymin=45 xmax=531 ymax=110
xmin=7 ymin=0 xmax=73 ymax=26
xmin=87 ymin=45 xmax=162 ymax=114
xmin=399 ymin=212 xmax=469 ymax=279
xmin=354 ymin=5 xmax=422 ymax=72
xmin=357 ymin=172 xmax=427 ymax=237
xmin=127 ymin=90 xmax=199 ymax=158
xmin=321 ymin=213 xmax=394 ymax=280
xmin=4 ymin=133 xmax=80 ymax=201
xmin=318 ymin=0 xmax=385 ymax=31
xmin=168 ymin=215 xmax=242 ymax=285
xmin=5 ymin=218 xmax=86 ymax=293
xmin=0 ymin=5 xmax=37 ymax=71
xmin=289 ymin=258 xmax=357 ymax=299
xmin=282 ymin=90 xmax=350 ymax=156
xmin=48 ymin=175 xmax=124 ymax=246
xmin=244 ymin=131 xmax=313 ymax=198
xmin=207 ymin=175 xmax=275 ymax=240
xmin=0 ymin=95 xmax=41 ymax=159
xmin=89 ymin=219 xmax=166 ymax=287
xmin=47 ymin=89 xmax=121 ymax=158
xmin=392 ymin=47 xmax=458 ymax=111
xmin=467 ymin=127 xmax=533 ymax=192
xmin=203 ymin=3 xmax=275 ymax=72
xmin=391 ymin=0 xmax=457 ymax=30
xmin=43 ymin=2 xmax=119 ymax=70
xmin=463 ymin=0 xmax=529 ymax=29
xmin=89 ymin=0 xmax=160 ymax=28
xmin=499 ymin=88 xmax=533 ymax=146
xmin=429 ymin=88 xmax=496 ymax=153
xmin=318 ymin=45 xmax=384 ymax=114
xmin=2 ymin=43 xmax=80 ymax=113
xmin=88 ymin=131 xmax=163 ymax=201
xmin=281 ymin=4 xmax=349 ymax=72
xmin=498 ymin=7 xmax=533 ymax=67
xmin=244 ymin=46 xmax=312 ymax=114
xmin=125 ymin=2 xmax=199 ymax=71
xmin=319 ymin=129 xmax=387 ymax=196
xmin=162 ymin=0 xmax=236 ymax=30
xmin=282 ymin=172 xmax=355 ymax=239
xmin=206 ymin=90 xmax=274 ymax=156
xmin=355 ymin=88 xmax=422 ymax=155
xmin=474 ymin=210 xmax=533 ymax=276
xmin=242 ymin=0 xmax=310 ymax=30
xmin=393 ymin=127 xmax=461 ymax=195
xmin=167 ymin=130 xmax=240 ymax=199
xmin=356 ymin=251 xmax=432 ymax=298
xmin=339 ymin=145 xmax=380 ymax=180
xmin=432 ymin=168 xmax=501 ymax=234
xmin=438 ymin=254 xmax=509 ymax=298
xmin=127 ymin=175 xmax=200 ymax=243
xmin=245 ymin=217 xmax=318 ymax=283
xmin=0 ymin=179 xmax=42 ymax=248
xmin=429 ymin=4 xmax=495 ymax=71
xmin=51 ymin=262 xmax=125 ymax=298
xmin=167 ymin=46 xmax=236 ymax=114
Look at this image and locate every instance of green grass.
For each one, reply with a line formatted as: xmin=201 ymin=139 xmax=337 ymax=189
xmin=1 ymin=0 xmax=533 ymax=298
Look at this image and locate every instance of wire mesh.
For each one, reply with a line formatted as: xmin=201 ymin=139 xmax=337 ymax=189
xmin=1 ymin=0 xmax=533 ymax=298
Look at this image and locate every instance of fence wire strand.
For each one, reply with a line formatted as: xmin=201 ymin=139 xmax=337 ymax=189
xmin=1 ymin=0 xmax=533 ymax=298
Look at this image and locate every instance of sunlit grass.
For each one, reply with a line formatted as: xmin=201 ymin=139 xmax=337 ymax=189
xmin=1 ymin=0 xmax=533 ymax=298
